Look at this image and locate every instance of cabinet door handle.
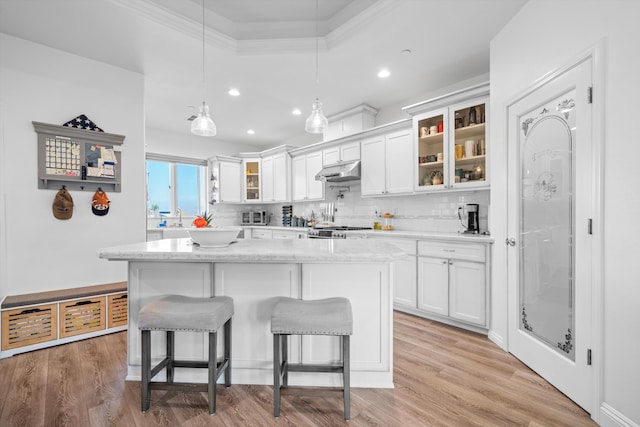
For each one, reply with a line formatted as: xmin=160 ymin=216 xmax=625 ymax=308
xmin=444 ymin=249 xmax=455 ymax=252
xmin=505 ymin=238 xmax=516 ymax=246
xmin=442 ymin=260 xmax=447 ymax=264
xmin=449 ymin=261 xmax=453 ymax=265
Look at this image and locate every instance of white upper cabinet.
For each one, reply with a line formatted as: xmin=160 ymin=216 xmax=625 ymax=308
xmin=261 ymin=152 xmax=290 ymax=203
xmin=210 ymin=156 xmax=242 ymax=204
xmin=323 ymin=141 xmax=361 ymax=165
xmin=361 ymin=127 xmax=413 ymax=197
xmin=292 ymin=151 xmax=324 ymax=201
xmin=242 ymin=159 xmax=261 ymax=202
xmin=405 ymin=83 xmax=489 ymax=192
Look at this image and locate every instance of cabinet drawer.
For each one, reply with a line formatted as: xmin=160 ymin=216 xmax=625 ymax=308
xmin=59 ymin=296 xmax=106 ymax=338
xmin=1 ymin=304 xmax=58 ymax=350
xmin=418 ymin=241 xmax=485 ymax=262
xmin=373 ymin=237 xmax=416 ymax=255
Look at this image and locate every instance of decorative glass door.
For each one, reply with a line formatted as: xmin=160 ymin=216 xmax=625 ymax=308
xmin=507 ymin=57 xmax=594 ymax=413
xmin=519 ymin=95 xmax=575 ymax=360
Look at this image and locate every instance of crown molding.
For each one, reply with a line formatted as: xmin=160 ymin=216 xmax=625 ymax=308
xmin=110 ymin=0 xmax=237 ymax=51
xmin=110 ymin=0 xmax=399 ymax=55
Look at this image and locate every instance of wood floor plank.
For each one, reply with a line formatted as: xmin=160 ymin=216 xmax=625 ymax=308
xmin=0 ymin=347 xmax=49 ymax=426
xmin=0 ymin=311 xmax=597 ymax=426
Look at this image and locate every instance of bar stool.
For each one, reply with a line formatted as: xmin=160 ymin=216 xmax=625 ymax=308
xmin=138 ymin=295 xmax=233 ymax=415
xmin=271 ymin=297 xmax=353 ymax=420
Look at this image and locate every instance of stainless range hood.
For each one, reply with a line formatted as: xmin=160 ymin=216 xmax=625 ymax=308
xmin=315 ymin=160 xmax=361 ymax=182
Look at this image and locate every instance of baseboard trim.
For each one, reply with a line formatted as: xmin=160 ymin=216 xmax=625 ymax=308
xmin=488 ymin=330 xmax=506 ymax=350
xmin=600 ymin=402 xmax=639 ymax=427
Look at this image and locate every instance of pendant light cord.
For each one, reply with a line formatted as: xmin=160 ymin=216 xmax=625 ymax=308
xmin=314 ymin=0 xmax=319 ymax=86
xmin=201 ymin=0 xmax=205 ymax=96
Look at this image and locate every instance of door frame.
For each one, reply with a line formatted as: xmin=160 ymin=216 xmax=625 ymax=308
xmin=504 ymin=40 xmax=604 ymax=421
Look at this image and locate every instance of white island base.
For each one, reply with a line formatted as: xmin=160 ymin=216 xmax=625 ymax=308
xmin=100 ymin=238 xmax=401 ymax=389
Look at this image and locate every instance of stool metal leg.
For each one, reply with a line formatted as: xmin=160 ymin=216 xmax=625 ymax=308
xmin=343 ymin=335 xmax=351 ymax=421
xmin=141 ymin=330 xmax=151 ymax=412
xmin=273 ymin=334 xmax=281 ymax=418
xmin=166 ymin=331 xmax=174 ymax=383
xmin=209 ymin=331 xmax=217 ymax=415
xmin=224 ymin=318 xmax=232 ymax=387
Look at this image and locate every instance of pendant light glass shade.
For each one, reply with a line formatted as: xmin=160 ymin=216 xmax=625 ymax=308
xmin=305 ymin=0 xmax=328 ymax=135
xmin=191 ymin=101 xmax=217 ymax=136
xmin=305 ymin=98 xmax=328 ymax=134
xmin=191 ymin=0 xmax=216 ymax=137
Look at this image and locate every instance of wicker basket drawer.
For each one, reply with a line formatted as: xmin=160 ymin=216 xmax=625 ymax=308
xmin=108 ymin=292 xmax=128 ymax=328
xmin=59 ymin=297 xmax=106 ymax=338
xmin=1 ymin=304 xmax=58 ymax=350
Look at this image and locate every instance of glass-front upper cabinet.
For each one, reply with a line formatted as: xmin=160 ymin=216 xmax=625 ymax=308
xmin=416 ymin=109 xmax=447 ymax=189
xmin=412 ymin=93 xmax=488 ymax=192
xmin=450 ymin=99 xmax=487 ymax=189
xmin=243 ymin=159 xmax=260 ymax=202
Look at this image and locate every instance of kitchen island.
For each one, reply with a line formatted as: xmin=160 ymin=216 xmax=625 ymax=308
xmin=98 ymin=238 xmax=404 ymax=388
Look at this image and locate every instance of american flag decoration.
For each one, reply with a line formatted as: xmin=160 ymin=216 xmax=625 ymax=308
xmin=62 ymin=114 xmax=104 ymax=132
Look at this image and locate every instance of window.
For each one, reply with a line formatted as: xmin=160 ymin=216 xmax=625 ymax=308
xmin=146 ymin=154 xmax=208 ymax=216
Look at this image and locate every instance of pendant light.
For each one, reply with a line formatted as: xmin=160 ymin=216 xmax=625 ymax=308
xmin=191 ymin=0 xmax=216 ymax=137
xmin=305 ymin=0 xmax=328 ymax=134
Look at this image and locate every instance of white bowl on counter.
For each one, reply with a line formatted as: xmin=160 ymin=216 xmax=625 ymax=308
xmin=188 ymin=226 xmax=241 ymax=248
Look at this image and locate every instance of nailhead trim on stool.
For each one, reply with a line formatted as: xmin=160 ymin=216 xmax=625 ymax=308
xmin=271 ymin=297 xmax=353 ymax=421
xmin=138 ymin=295 xmax=233 ymax=415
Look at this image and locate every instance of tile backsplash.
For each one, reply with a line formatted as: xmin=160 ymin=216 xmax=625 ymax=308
xmin=211 ymin=183 xmax=490 ymax=235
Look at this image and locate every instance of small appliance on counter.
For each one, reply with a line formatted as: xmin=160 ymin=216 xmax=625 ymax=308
xmin=458 ymin=203 xmax=480 ymax=234
xmin=241 ymin=210 xmax=269 ymax=226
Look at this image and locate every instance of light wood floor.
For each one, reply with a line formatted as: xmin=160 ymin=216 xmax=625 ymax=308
xmin=0 ymin=311 xmax=596 ymax=426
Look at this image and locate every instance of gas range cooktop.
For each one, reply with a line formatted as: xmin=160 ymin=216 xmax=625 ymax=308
xmin=307 ymin=226 xmax=372 ymax=239
xmin=318 ymin=226 xmax=373 ymax=231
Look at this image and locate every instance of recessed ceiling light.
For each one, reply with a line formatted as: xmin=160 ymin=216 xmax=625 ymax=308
xmin=292 ymin=108 xmax=302 ymax=116
xmin=228 ymin=88 xmax=240 ymax=96
xmin=247 ymin=129 xmax=255 ymax=135
xmin=378 ymin=69 xmax=391 ymax=78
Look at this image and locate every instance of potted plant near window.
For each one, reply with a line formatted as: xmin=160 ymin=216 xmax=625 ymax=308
xmin=150 ymin=203 xmax=159 ymax=217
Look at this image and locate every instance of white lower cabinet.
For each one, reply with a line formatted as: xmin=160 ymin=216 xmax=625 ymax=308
xmin=371 ymin=237 xmax=417 ymax=309
xmin=416 ymin=240 xmax=488 ymax=328
xmin=417 ymin=256 xmax=449 ymax=316
xmin=251 ymin=229 xmax=273 ymax=239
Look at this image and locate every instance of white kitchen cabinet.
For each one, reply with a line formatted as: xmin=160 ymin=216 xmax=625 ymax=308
xmin=361 ymin=128 xmax=413 ymax=196
xmin=211 ymin=156 xmax=242 ymax=203
xmin=261 ymin=152 xmax=290 ymax=203
xmin=416 ymin=240 xmax=488 ymax=327
xmin=272 ymin=230 xmax=296 ymax=239
xmin=368 ymin=236 xmax=417 ymax=309
xmin=291 ymin=151 xmax=324 ymax=201
xmin=251 ymin=229 xmax=273 ymax=239
xmin=417 ymin=256 xmax=449 ymax=316
xmin=322 ymin=141 xmax=360 ymax=165
xmin=243 ymin=159 xmax=261 ymax=202
xmin=405 ymin=83 xmax=489 ymax=193
xmin=448 ymin=260 xmax=486 ymax=325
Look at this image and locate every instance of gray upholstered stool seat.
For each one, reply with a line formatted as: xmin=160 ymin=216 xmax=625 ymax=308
xmin=139 ymin=295 xmax=233 ymax=415
xmin=271 ymin=297 xmax=353 ymax=420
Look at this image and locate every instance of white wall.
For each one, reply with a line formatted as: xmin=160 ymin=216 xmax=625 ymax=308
xmin=0 ymin=34 xmax=145 ymax=297
xmin=490 ymin=1 xmax=640 ymax=425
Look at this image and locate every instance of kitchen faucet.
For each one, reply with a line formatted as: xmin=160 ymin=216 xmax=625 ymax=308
xmin=177 ymin=208 xmax=183 ymax=227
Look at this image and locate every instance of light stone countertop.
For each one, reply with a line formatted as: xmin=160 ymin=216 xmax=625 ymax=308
xmin=98 ymin=238 xmax=406 ymax=263
xmin=244 ymin=225 xmax=494 ymax=244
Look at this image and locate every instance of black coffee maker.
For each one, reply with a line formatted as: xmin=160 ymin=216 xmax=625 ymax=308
xmin=459 ymin=203 xmax=480 ymax=234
